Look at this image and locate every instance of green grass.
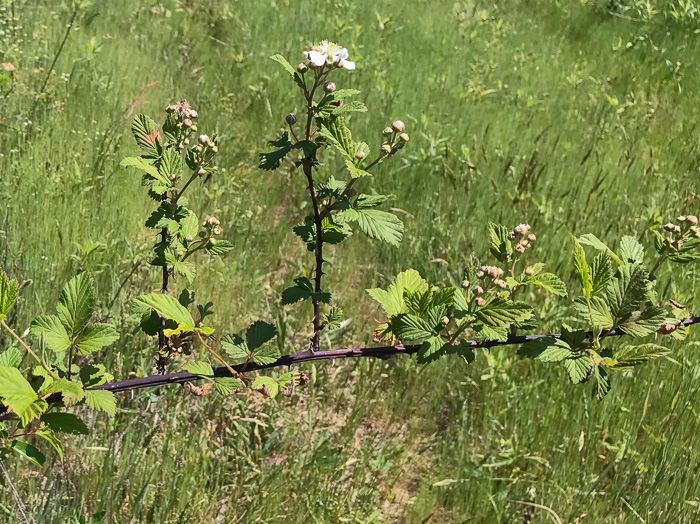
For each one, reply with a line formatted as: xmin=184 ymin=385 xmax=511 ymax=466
xmin=3 ymin=0 xmax=700 ymax=521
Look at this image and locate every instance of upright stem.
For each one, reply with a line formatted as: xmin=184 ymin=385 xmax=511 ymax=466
xmin=156 ymin=192 xmax=170 ymax=373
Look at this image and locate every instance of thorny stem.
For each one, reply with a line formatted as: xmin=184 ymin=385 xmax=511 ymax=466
xmin=1 ymin=319 xmax=60 ymax=380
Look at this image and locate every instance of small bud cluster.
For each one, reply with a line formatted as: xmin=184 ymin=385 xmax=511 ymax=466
xmin=507 ymin=223 xmax=535 ymax=254
xmin=379 ymin=120 xmax=410 ymax=159
xmin=664 ymin=214 xmax=700 ymax=239
xmin=200 ymin=216 xmax=223 ymax=243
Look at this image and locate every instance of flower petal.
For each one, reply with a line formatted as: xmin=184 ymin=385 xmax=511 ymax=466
xmin=306 ymin=50 xmax=326 ymax=67
xmin=336 ymin=48 xmax=349 ymax=60
xmin=342 ymin=60 xmax=356 ymax=71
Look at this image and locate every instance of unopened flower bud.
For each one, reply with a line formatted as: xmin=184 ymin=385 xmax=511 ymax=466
xmin=473 ymin=285 xmax=484 ymax=295
xmin=391 ymin=120 xmax=405 ymax=132
xmin=334 ymin=59 xmax=345 ymax=68
xmin=382 ymin=127 xmax=394 ymax=136
xmin=664 ymin=223 xmax=677 ymax=232
xmin=286 ymin=114 xmax=297 ymax=126
xmin=527 ymin=233 xmax=536 ymax=242
xmin=189 ymin=110 xmax=198 ymax=119
xmin=198 ymin=167 xmax=207 ymax=175
xmin=687 ymin=215 xmax=699 ymax=226
xmin=381 ymin=144 xmax=392 ymax=155
xmin=177 ymin=250 xmax=184 ymax=257
xmin=209 ymin=238 xmax=216 ymax=245
xmin=183 ymin=138 xmax=190 ymax=145
xmin=198 ymin=231 xmax=206 ymax=238
xmin=494 ymin=279 xmax=507 ymax=289
xmin=297 ymin=63 xmax=308 ymax=73
xmin=441 ymin=316 xmax=449 ymax=325
xmin=525 ymin=267 xmax=535 ymax=275
xmin=211 ymin=145 xmax=218 ymax=153
xmin=355 ymin=150 xmax=365 ymax=160
xmin=199 ymin=134 xmax=209 ymax=145
xmin=515 ymin=244 xmax=525 ymax=253
xmin=475 ymin=297 xmax=486 ymax=307
xmin=184 ymin=234 xmax=193 ymax=242
xmin=207 ymin=216 xmax=218 ymax=225
xmin=213 ymin=226 xmax=222 ymax=235
xmin=192 ymin=145 xmax=202 ymax=153
xmin=678 ymin=216 xmax=687 ymax=222
xmin=165 ymin=104 xmax=177 ymax=113
xmin=183 ymin=118 xmax=193 ymax=128
xmin=461 ymin=279 xmax=470 ymax=289
xmin=323 ymin=82 xmax=336 ymax=93
xmin=476 ymin=270 xmax=485 ymax=278
xmin=169 ymin=174 xmax=177 ymax=180
xmin=399 ymin=133 xmax=409 ymax=142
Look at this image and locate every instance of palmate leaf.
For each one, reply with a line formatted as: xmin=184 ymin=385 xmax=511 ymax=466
xmin=366 ymin=269 xmax=428 ymax=318
xmin=0 ymin=268 xmax=18 ymax=321
xmin=573 ymin=296 xmax=613 ymax=329
xmin=220 ymin=334 xmax=248 ymax=360
xmin=391 ymin=314 xmax=436 ymax=341
xmin=617 ymin=305 xmax=665 ymax=337
xmin=0 ymin=347 xmax=21 ymax=368
xmin=323 ymin=307 xmax=344 ymax=330
xmin=56 ymin=273 xmax=96 ymax=336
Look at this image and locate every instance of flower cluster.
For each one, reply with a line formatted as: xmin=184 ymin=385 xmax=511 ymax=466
xmin=379 ymin=120 xmax=410 ymax=158
xmin=508 ymin=223 xmax=536 ymax=254
xmin=201 ymin=216 xmax=223 ymax=245
xmin=303 ymin=40 xmax=356 ymax=70
xmin=665 ymin=215 xmax=700 ymax=238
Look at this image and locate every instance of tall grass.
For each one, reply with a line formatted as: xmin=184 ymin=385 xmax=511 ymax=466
xmin=2 ymin=0 xmax=700 ymax=521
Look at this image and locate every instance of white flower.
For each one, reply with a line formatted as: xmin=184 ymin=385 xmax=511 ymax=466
xmin=304 ymin=40 xmax=356 ymax=70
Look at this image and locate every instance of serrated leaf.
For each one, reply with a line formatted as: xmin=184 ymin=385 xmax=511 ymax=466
xmin=259 ymin=132 xmax=293 ymax=171
xmin=213 ymin=377 xmax=241 ymax=396
xmin=564 ymin=354 xmax=593 ymax=384
xmin=591 ymin=252 xmax=612 ymax=297
xmin=281 ymin=276 xmax=313 ymax=305
xmin=30 ymin=315 xmax=70 ymax=352
xmin=610 ymin=343 xmax=669 ymax=370
xmin=578 ymin=234 xmax=623 ymax=265
xmin=121 ymin=156 xmax=169 ymax=185
xmin=246 ymin=321 xmax=277 ymax=351
xmin=132 ymin=294 xmax=195 ymax=335
xmin=488 ymin=223 xmax=512 ymax=262
xmin=270 ymin=54 xmax=305 ymax=89
xmin=84 ymin=390 xmax=116 ymax=417
xmin=79 ymin=364 xmax=109 ymax=388
xmin=252 ymin=375 xmax=279 ymax=398
xmin=592 ymin=367 xmax=611 ymax=401
xmin=252 ymin=345 xmax=280 ymax=365
xmin=366 ymin=269 xmax=428 ymax=318
xmin=220 ymin=334 xmax=248 ymax=360
xmin=0 ymin=268 xmax=18 ymax=321
xmin=345 ymin=159 xmax=371 ymax=178
xmin=617 ymin=305 xmax=665 ymax=337
xmin=316 ymin=116 xmax=354 ymax=159
xmin=474 ymin=296 xmax=532 ymax=328
xmin=391 ymin=314 xmax=435 ymax=341
xmin=323 ymin=307 xmax=344 ymax=330
xmin=74 ymin=324 xmax=119 ymax=355
xmin=0 ymin=347 xmax=21 ymax=368
xmin=36 ymin=427 xmax=63 ymax=461
xmin=571 ymin=234 xmax=593 ymax=299
xmin=518 ymin=337 xmax=573 ymax=362
xmin=574 ymin=296 xmax=613 ymax=329
xmin=416 ymin=336 xmax=445 ymax=364
xmin=206 ymin=239 xmax=234 ymax=256
xmin=530 ymin=272 xmax=567 ymax=297
xmin=131 ymin=114 xmax=160 ymax=157
xmin=56 ymin=273 xmax=95 ymax=336
xmin=619 ymin=236 xmax=644 ymax=264
xmin=182 ymin=361 xmax=214 ymax=378
xmin=473 ymin=323 xmax=508 ymax=343
xmin=39 ymin=378 xmax=83 ymax=405
xmin=606 ymin=263 xmax=649 ymax=323
xmin=0 ymin=366 xmax=38 ymax=423
xmin=340 ymin=208 xmax=403 ymax=246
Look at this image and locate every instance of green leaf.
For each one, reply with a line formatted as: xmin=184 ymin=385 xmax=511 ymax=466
xmin=36 ymin=428 xmax=63 ymax=461
xmin=246 ymin=321 xmax=277 ymax=351
xmin=39 ymin=379 xmax=84 ymax=406
xmin=443 ymin=343 xmax=476 ymax=365
xmin=74 ymin=324 xmax=119 ymax=355
xmin=619 ymin=236 xmax=644 ymax=264
xmin=591 ymin=252 xmax=612 ymax=297
xmin=252 ymin=375 xmax=279 ymax=398
xmin=488 ymin=223 xmax=512 ymax=262
xmin=30 ymin=315 xmax=70 ymax=352
xmin=121 ymin=156 xmax=168 ymax=185
xmin=518 ymin=337 xmax=572 ymax=362
xmin=206 ymin=239 xmax=234 ymax=256
xmin=132 ymin=293 xmax=195 ymax=335
xmin=617 ymin=305 xmax=665 ymax=337
xmin=345 ymin=159 xmax=371 ymax=178
xmin=0 ymin=366 xmax=39 ymax=423
xmin=281 ymin=277 xmax=313 ymax=305
xmin=592 ymin=367 xmax=611 ymax=401
xmin=84 ymin=390 xmax=116 ymax=417
xmin=213 ymin=377 xmax=241 ymax=396
xmin=270 ymin=54 xmax=305 ymax=89
xmin=56 ymin=273 xmax=96 ymax=336
xmin=10 ymin=440 xmax=45 ymax=467
xmin=530 ymin=272 xmax=567 ymax=297
xmin=323 ymin=307 xmax=344 ymax=330
xmin=571 ymin=234 xmax=593 ymax=299
xmin=611 ymin=343 xmax=669 ymax=370
xmin=391 ymin=314 xmax=435 ymax=341
xmin=574 ymin=296 xmax=613 ymax=329
xmin=366 ymin=269 xmax=428 ymax=318
xmin=220 ymin=334 xmax=248 ymax=360
xmin=564 ymin=354 xmax=593 ymax=384
xmin=328 ymin=100 xmax=367 ymax=115
xmin=130 ymin=114 xmax=160 ymax=157
xmin=606 ymin=263 xmax=649 ymax=323
xmin=578 ymin=234 xmax=623 ymax=265
xmin=340 ymin=208 xmax=403 ymax=247
xmin=0 ymin=268 xmax=18 ymax=321
xmin=316 ymin=116 xmax=354 ymax=159
xmin=278 ymin=371 xmax=303 ymax=396
xmin=180 ymin=211 xmax=199 ymax=240
xmin=472 ymin=323 xmax=508 ymax=343
xmin=474 ymin=296 xmax=532 ymax=328
xmin=416 ymin=336 xmax=445 ymax=364
xmin=252 ymin=345 xmax=280 ymax=365
xmin=182 ymin=361 xmax=214 ymax=378
xmin=0 ymin=348 xmax=21 ymax=368
xmin=259 ymin=132 xmax=293 ymax=171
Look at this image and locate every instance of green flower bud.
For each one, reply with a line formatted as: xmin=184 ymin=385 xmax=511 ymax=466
xmin=286 ymin=114 xmax=297 ymax=125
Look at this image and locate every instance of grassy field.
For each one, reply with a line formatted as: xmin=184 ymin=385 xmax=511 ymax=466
xmin=2 ymin=0 xmax=700 ymax=522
